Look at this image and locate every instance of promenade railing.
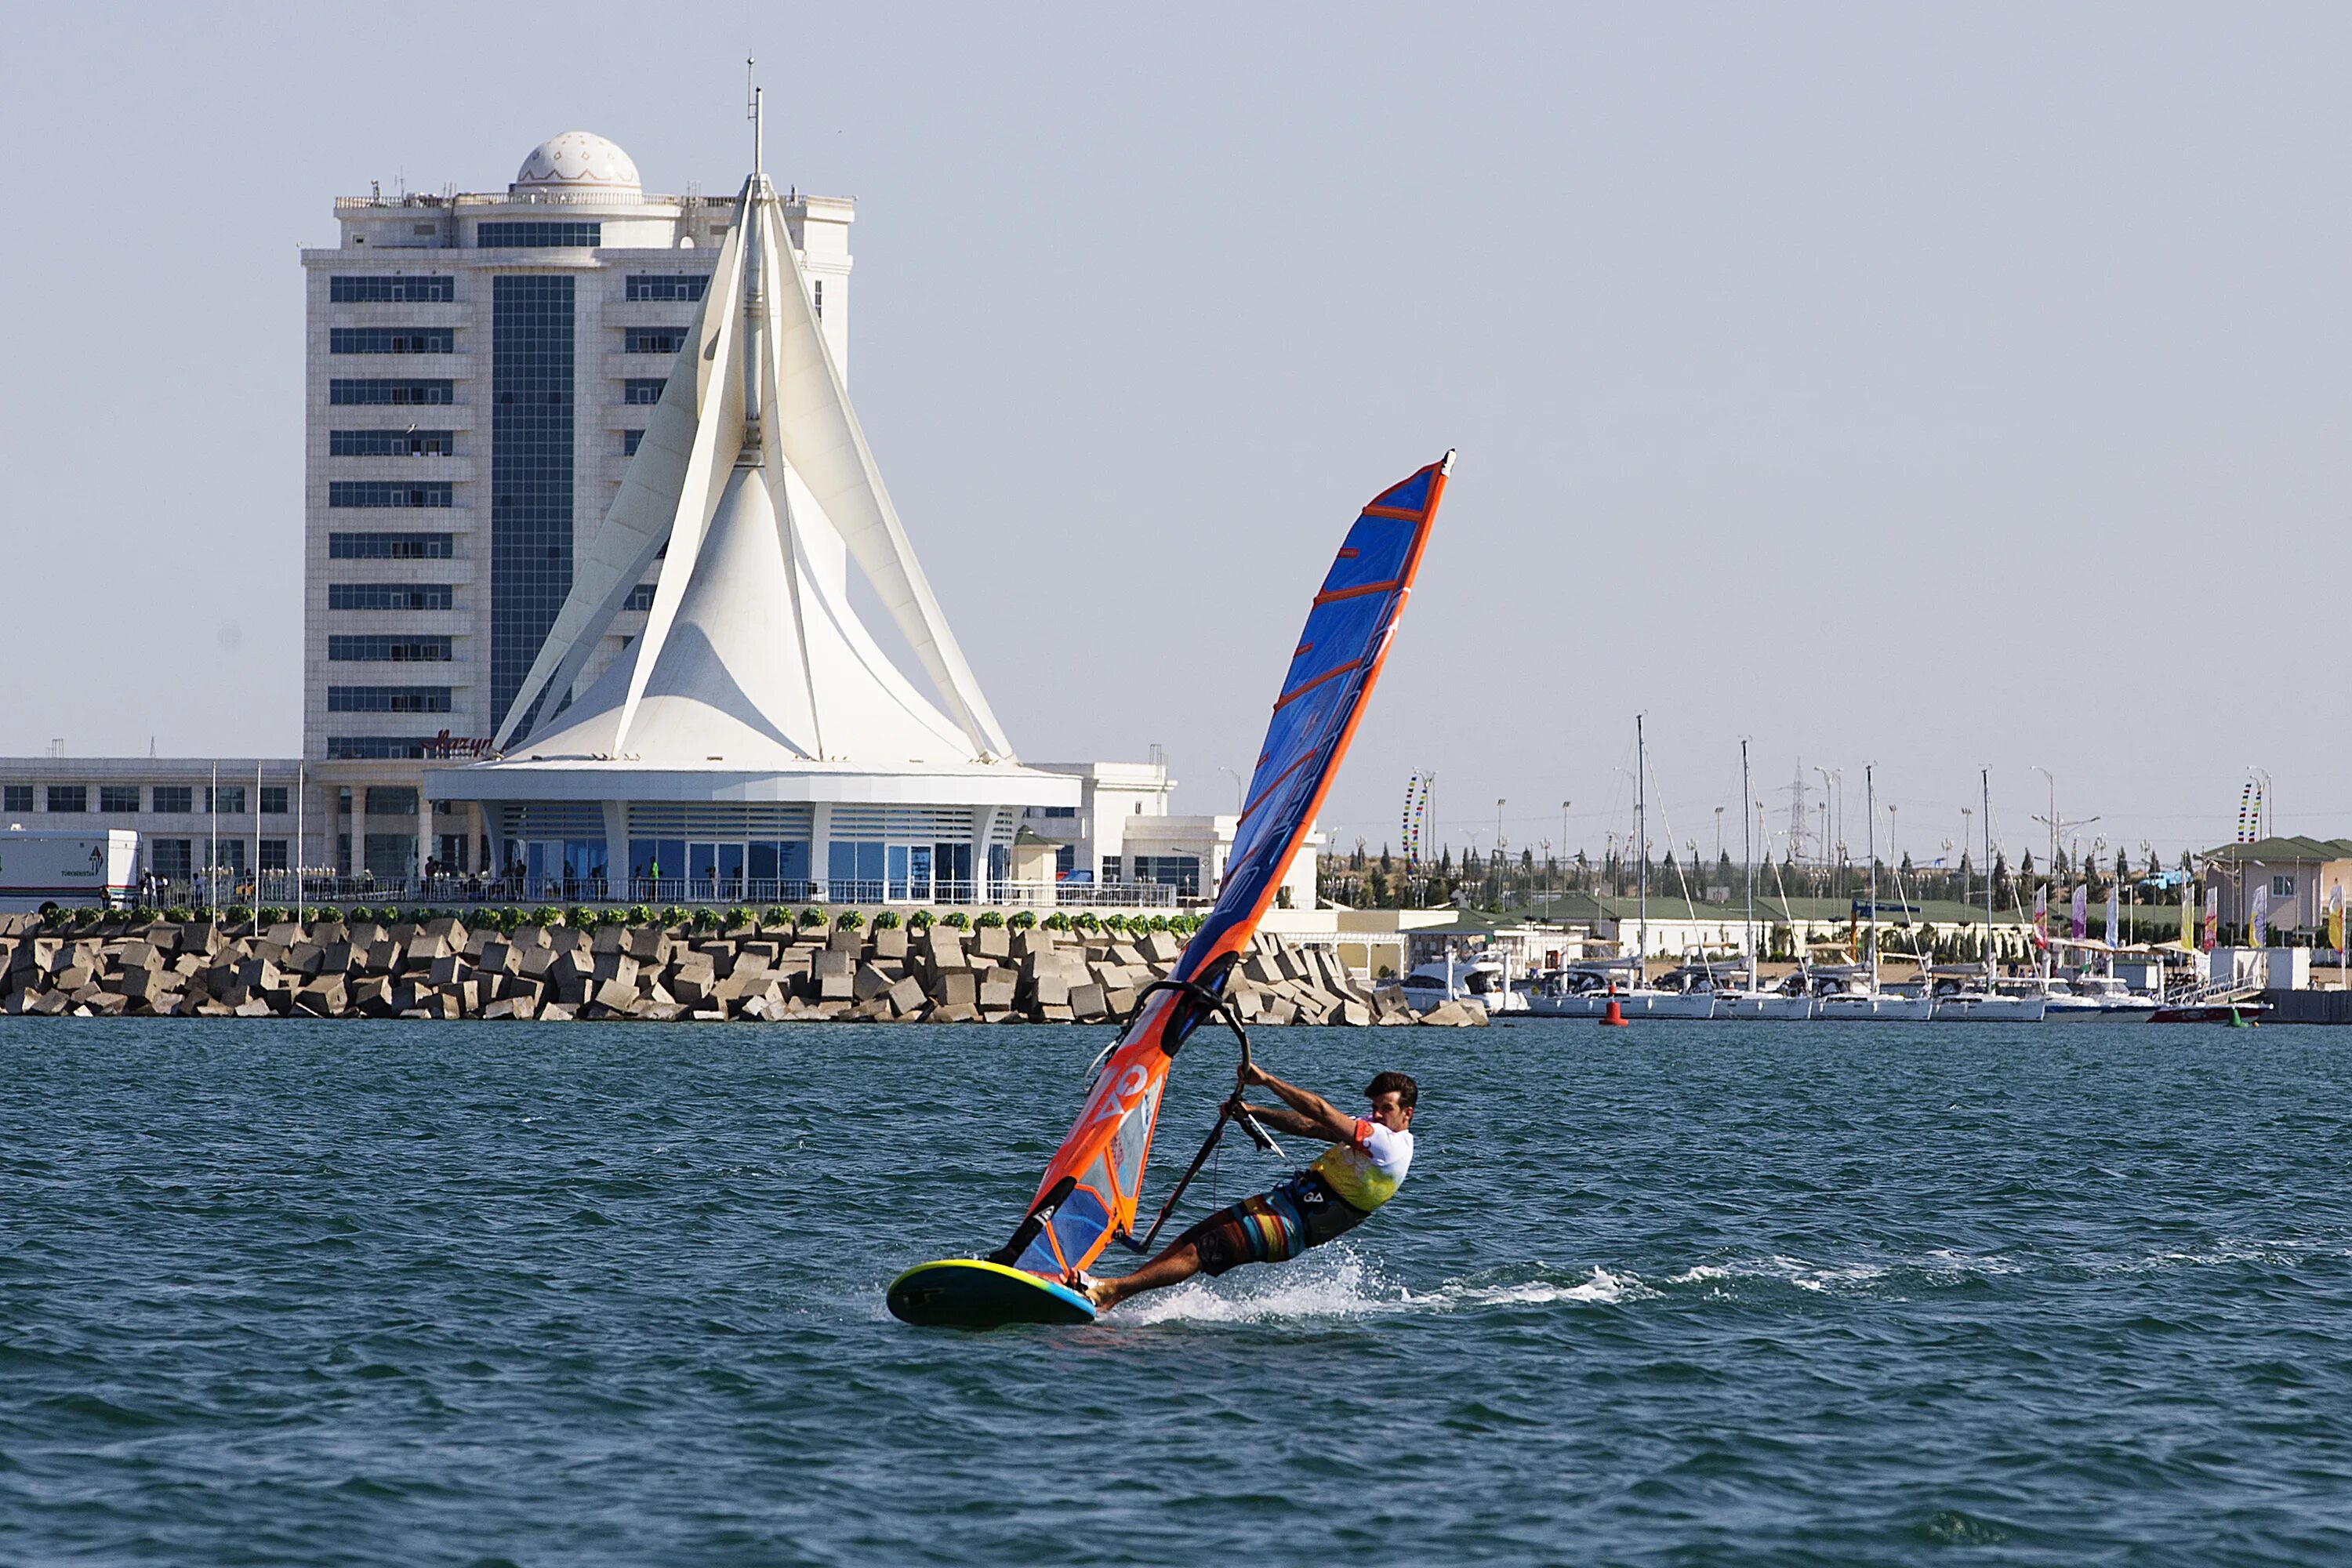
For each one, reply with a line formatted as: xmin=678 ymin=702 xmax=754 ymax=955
xmin=154 ymin=871 xmax=1184 ymax=911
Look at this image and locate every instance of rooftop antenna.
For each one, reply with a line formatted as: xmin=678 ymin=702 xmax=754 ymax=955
xmin=747 ymin=56 xmax=764 ymax=178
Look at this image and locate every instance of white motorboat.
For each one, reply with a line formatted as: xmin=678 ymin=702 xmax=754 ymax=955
xmin=2032 ymin=973 xmax=2158 ymax=1022
xmin=1813 ymin=966 xmax=1936 ymax=1020
xmin=1398 ymin=953 xmax=1529 ymax=1015
xmin=1715 ymin=975 xmax=1816 ymax=1020
xmin=1930 ymin=774 xmax=2048 ymax=1022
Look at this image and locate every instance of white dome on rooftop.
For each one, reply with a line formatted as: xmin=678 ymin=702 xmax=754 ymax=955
xmin=511 ymin=132 xmax=641 ymax=195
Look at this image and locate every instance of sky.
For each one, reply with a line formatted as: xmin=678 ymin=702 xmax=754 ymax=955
xmin=2 ymin=3 xmax=2347 ymax=873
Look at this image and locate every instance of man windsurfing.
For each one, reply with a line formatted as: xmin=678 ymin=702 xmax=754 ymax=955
xmin=1075 ymin=1062 xmax=1417 ymax=1312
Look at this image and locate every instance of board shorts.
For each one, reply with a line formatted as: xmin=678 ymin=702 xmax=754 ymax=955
xmin=1181 ymin=1171 xmax=1371 ymax=1277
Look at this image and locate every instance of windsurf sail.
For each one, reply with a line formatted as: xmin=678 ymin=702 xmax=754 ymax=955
xmin=992 ymin=452 xmax=1454 ymax=1282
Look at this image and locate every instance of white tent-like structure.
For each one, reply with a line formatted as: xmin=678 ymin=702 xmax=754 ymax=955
xmin=426 ymin=143 xmax=1075 ymax=904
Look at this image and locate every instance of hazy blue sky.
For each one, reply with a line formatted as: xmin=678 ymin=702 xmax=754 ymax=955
xmin=4 ymin=3 xmax=2346 ymax=870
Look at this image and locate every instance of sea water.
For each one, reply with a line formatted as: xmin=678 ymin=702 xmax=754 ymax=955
xmin=5 ymin=1017 xmax=2350 ymax=1566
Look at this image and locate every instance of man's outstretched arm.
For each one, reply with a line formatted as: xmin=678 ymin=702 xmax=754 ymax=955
xmin=1233 ymin=1063 xmax=1359 ymax=1143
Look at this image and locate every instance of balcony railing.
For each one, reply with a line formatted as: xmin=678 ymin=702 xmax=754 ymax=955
xmin=151 ymin=871 xmax=1185 ymax=910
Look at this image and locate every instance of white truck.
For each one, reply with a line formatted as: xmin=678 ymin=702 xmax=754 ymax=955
xmin=0 ymin=827 xmax=141 ymax=913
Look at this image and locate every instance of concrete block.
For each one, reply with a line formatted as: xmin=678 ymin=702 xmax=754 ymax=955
xmin=1104 ymin=986 xmax=1138 ymax=1018
xmin=978 ymin=975 xmax=1016 ymax=1010
xmin=1031 ymin=974 xmax=1072 ymax=1007
xmin=438 ymin=980 xmax=479 ymax=1014
xmin=921 ymin=929 xmax=967 ymax=971
xmin=296 ymin=975 xmax=347 ymax=1015
xmin=935 ymin=971 xmax=978 ymax=1008
xmin=852 ymin=963 xmax=894 ymax=1002
xmin=926 ymin=1003 xmax=981 ymax=1023
xmin=1069 ymin=982 xmax=1109 ymax=1022
xmin=593 ymin=978 xmax=641 ymax=1013
xmin=590 ymin=953 xmax=640 ymax=991
xmin=885 ymin=975 xmax=927 ymax=1014
xmin=812 ymin=949 xmax=855 ymax=980
xmin=1036 ymin=1003 xmax=1074 ymax=1022
xmin=427 ymin=954 xmax=469 ymax=986
xmin=818 ymin=972 xmax=855 ymax=1001
xmin=971 ymin=925 xmax=1010 ymax=961
xmin=477 ymin=942 xmax=519 ymax=977
xmin=870 ymin=927 xmax=909 ymax=960
xmin=538 ymin=1003 xmax=576 ymax=1022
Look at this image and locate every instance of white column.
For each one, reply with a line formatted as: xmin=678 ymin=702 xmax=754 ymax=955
xmin=810 ymin=802 xmax=833 ymax=900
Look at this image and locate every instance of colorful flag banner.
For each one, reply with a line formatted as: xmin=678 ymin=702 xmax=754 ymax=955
xmin=2106 ymin=884 xmax=2121 ymax=948
xmin=2250 ymin=883 xmax=2271 ymax=947
xmin=2033 ymin=885 xmax=2049 ymax=949
xmin=2202 ymin=885 xmax=2219 ymax=953
xmin=2328 ymin=883 xmax=2345 ymax=956
xmin=2180 ymin=879 xmax=2196 ymax=950
xmin=2069 ymin=884 xmax=2088 ymax=941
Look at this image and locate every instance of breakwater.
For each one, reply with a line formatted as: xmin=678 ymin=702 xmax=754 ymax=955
xmin=0 ymin=912 xmax=1486 ymax=1026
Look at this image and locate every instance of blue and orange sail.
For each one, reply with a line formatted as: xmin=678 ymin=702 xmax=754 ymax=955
xmin=984 ymin=452 xmax=1454 ymax=1293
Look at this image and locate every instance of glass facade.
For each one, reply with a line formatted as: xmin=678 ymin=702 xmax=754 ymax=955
xmin=328 ymin=634 xmax=453 ymax=662
xmin=329 ymin=379 xmax=453 ymax=405
xmin=622 ymin=378 xmax=666 ymax=405
xmin=260 ymin=786 xmax=290 ymax=815
xmin=2 ymin=784 xmax=30 ymax=812
xmin=150 ymin=838 xmax=194 ymax=879
xmin=489 ymin=274 xmax=575 ymax=726
xmin=99 ymin=786 xmax=142 ymax=813
xmin=330 ymin=328 xmax=455 ymax=354
xmin=331 ymin=275 xmax=454 ymax=303
xmin=328 ymin=481 xmax=453 ymax=509
xmin=477 ymin=221 xmax=601 ymax=248
xmin=624 ymin=328 xmax=687 ymax=354
xmin=327 ymin=686 xmax=452 ymax=713
xmin=622 ymin=429 xmax=644 ymax=456
xmin=625 ymin=274 xmax=709 ymax=301
xmin=329 ymin=583 xmax=454 ymax=611
xmin=329 ymin=532 xmax=454 ymax=559
xmin=331 ymin=429 xmax=453 ymax=456
xmin=45 ymin=786 xmax=86 ymax=812
xmin=622 ymin=582 xmax=656 ymax=611
xmin=326 ymin=737 xmax=437 ymax=760
xmin=152 ymin=786 xmax=194 ymax=813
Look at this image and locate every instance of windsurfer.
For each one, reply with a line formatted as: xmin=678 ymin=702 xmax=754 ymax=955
xmin=1075 ymin=1064 xmax=1417 ymax=1312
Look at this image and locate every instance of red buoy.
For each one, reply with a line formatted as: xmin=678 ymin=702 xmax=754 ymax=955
xmin=1601 ymin=998 xmax=1628 ymax=1026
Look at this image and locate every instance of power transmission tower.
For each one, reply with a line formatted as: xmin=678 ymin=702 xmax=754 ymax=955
xmin=1780 ymin=761 xmax=1809 ymax=862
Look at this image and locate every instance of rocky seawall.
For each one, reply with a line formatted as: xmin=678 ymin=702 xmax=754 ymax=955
xmin=0 ymin=914 xmax=1488 ymax=1027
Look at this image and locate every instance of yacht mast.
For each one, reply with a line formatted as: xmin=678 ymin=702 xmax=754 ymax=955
xmin=1741 ymin=738 xmax=1755 ymax=993
xmin=1983 ymin=769 xmax=1995 ymax=989
xmin=1636 ymin=713 xmax=1649 ymax=974
xmin=1864 ymin=763 xmax=1879 ymax=990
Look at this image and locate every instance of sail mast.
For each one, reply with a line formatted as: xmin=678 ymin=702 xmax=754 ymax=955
xmin=1636 ymin=713 xmax=1648 ymax=974
xmin=1983 ymin=768 xmax=1994 ymax=989
xmin=1865 ymin=763 xmax=1878 ymax=989
xmin=1741 ymin=738 xmax=1755 ymax=993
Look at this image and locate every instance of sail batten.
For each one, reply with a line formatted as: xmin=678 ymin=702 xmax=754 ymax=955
xmin=996 ymin=453 xmax=1453 ymax=1284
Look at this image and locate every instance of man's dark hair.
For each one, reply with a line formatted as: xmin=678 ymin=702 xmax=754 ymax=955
xmin=1367 ymin=1071 xmax=1417 ymax=1111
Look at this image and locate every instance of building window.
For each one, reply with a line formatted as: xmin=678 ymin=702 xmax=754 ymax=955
xmin=205 ymin=786 xmax=246 ymax=814
xmin=622 ymin=429 xmax=644 ymax=456
xmin=259 ymin=838 xmax=289 ymax=871
xmin=99 ymin=786 xmax=142 ymax=813
xmin=260 ymin=787 xmax=289 ymax=815
xmin=813 ymin=279 xmax=823 ymax=318
xmin=151 ymin=838 xmax=194 ymax=879
xmin=329 ymin=532 xmax=454 ymax=560
xmin=622 ymin=378 xmax=666 ymax=405
xmin=328 ymin=481 xmax=454 ymax=509
xmin=1035 ymin=805 xmax=1076 ymax=818
xmin=329 ymin=634 xmax=454 ymax=662
xmin=153 ymin=786 xmax=194 ymax=813
xmin=2 ymin=784 xmax=29 ymax=813
xmin=622 ymin=582 xmax=657 ymax=612
xmin=477 ymin=221 xmax=601 ymax=248
xmin=624 ymin=328 xmax=687 ymax=354
xmin=330 ymin=379 xmax=454 ymax=406
xmin=330 ymin=275 xmax=454 ymax=303
xmin=328 ymin=686 xmax=452 ymax=713
xmin=2273 ymin=875 xmax=2296 ymax=897
xmin=331 ymin=429 xmax=452 ymax=457
xmin=45 ymin=785 xmax=86 ymax=812
xmin=330 ymin=327 xmax=455 ymax=354
xmin=625 ymin=274 xmax=709 ymax=301
xmin=1134 ymin=855 xmax=1202 ymax=895
xmin=491 ymin=273 xmax=576 ymax=731
xmin=1102 ymin=856 xmax=1123 ymax=885
xmin=330 ymin=583 xmax=454 ymax=611
xmin=1055 ymin=843 xmax=1075 ymax=876
xmin=326 ymin=737 xmax=436 ymax=760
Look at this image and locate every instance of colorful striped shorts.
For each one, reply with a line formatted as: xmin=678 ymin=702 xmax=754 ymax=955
xmin=1180 ymin=1189 xmax=1309 ymax=1276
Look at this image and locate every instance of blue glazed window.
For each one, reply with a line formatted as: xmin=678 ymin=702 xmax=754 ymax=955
xmin=328 ymin=481 xmax=453 ymax=509
xmin=625 ymin=328 xmax=687 ymax=354
xmin=622 ymin=429 xmax=644 ymax=456
xmin=328 ymin=687 xmax=452 ymax=713
xmin=331 ymin=328 xmax=455 ymax=354
xmin=331 ymin=429 xmax=453 ymax=456
xmin=330 ymin=379 xmax=453 ymax=406
xmin=622 ymin=582 xmax=656 ymax=611
xmin=622 ymin=379 xmax=666 ymax=405
xmin=152 ymin=786 xmax=194 ymax=814
xmin=625 ymin=274 xmax=708 ymax=301
xmin=477 ymin=221 xmax=601 ymax=248
xmin=331 ymin=275 xmax=454 ymax=303
xmin=328 ymin=635 xmax=453 ymax=662
xmin=330 ymin=583 xmax=454 ymax=611
xmin=328 ymin=532 xmax=454 ymax=560
xmin=327 ymin=737 xmax=438 ymax=760
xmin=490 ymin=274 xmax=575 ymax=729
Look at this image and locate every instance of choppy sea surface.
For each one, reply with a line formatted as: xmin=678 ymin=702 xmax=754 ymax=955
xmin=5 ymin=1017 xmax=2351 ymax=1566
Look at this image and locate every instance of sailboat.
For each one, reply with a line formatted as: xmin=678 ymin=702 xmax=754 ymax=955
xmin=1605 ymin=716 xmax=1718 ymax=1018
xmin=886 ymin=453 xmax=1454 ymax=1328
xmin=1930 ymin=771 xmax=2045 ymax=1021
xmin=1815 ymin=764 xmax=1934 ymax=1020
xmin=1716 ymin=739 xmax=1814 ymax=1019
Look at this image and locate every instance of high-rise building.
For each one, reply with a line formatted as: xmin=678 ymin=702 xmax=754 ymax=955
xmin=300 ymin=132 xmax=855 ymax=875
